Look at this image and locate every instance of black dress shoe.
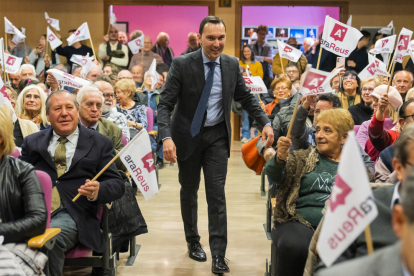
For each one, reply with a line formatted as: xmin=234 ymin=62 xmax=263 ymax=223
xmin=212 ymin=255 xmax=230 ymax=274
xmin=187 ymin=241 xmax=207 ymax=262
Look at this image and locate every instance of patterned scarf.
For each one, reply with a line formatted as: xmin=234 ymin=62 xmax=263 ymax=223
xmin=20 ymin=113 xmax=42 ymax=128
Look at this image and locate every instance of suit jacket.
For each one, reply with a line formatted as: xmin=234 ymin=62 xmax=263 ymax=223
xmin=97 ymin=118 xmax=125 ymax=170
xmin=316 ymin=242 xmax=404 ymax=276
xmin=158 ymin=49 xmax=270 ymax=161
xmin=20 ymin=125 xmax=125 ymax=253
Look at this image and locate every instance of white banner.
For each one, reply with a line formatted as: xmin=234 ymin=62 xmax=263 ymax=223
xmin=119 ymin=129 xmax=158 ymax=200
xmin=277 ymin=40 xmax=302 ymax=62
xmin=4 ymin=53 xmax=22 ymax=74
xmin=67 ymin=22 xmax=91 ymax=46
xmin=45 ymin=12 xmax=60 ymax=31
xmin=128 ymin=35 xmax=145 ymax=55
xmin=321 ymin=16 xmax=363 ymax=57
xmin=47 ymin=26 xmax=62 ymax=50
xmin=70 ymin=53 xmax=94 ymax=67
xmin=47 ymin=68 xmax=90 ymax=89
xmin=394 ymin=27 xmax=413 ymax=63
xmin=317 ymin=131 xmax=378 ymax=267
xmin=369 ymin=35 xmax=396 ymax=55
xmin=379 ymin=21 xmax=393 ymax=35
xmin=300 ymin=65 xmax=340 ymax=96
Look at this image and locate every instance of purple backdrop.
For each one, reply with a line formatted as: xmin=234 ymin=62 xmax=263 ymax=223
xmin=113 ymin=5 xmax=208 ymax=56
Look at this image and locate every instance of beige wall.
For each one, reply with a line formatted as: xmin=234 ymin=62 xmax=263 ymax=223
xmin=1 ymin=0 xmax=414 ymax=60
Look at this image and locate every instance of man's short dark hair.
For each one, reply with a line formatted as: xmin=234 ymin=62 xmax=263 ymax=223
xmin=285 ymin=64 xmax=299 ymax=71
xmin=156 ymin=63 xmax=170 ymax=75
xmin=257 ymin=25 xmax=268 ymax=34
xmin=46 ymin=90 xmax=78 ymax=115
xmin=316 ymin=94 xmax=342 ymax=108
xmin=68 ymin=29 xmax=77 ymax=33
xmin=199 ymin=16 xmax=226 ymax=36
xmin=359 ymin=30 xmax=371 ymax=41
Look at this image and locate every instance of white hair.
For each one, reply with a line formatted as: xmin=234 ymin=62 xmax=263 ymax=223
xmin=19 ymin=64 xmax=36 ymax=78
xmin=303 ymin=37 xmax=315 ymax=47
xmin=76 ymin=85 xmax=104 ymax=105
xmin=15 ymin=85 xmax=49 ymax=126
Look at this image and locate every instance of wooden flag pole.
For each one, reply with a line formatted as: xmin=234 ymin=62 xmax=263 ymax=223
xmin=386 ymin=53 xmax=392 ymax=72
xmin=364 ymin=226 xmax=374 ymax=254
xmin=279 ymin=54 xmax=285 ymax=74
xmin=286 ymin=47 xmax=323 ymax=137
xmin=141 ymin=49 xmax=144 ymax=65
xmin=386 ymin=62 xmax=396 ymax=94
xmin=4 ymin=34 xmax=9 ymax=83
xmin=72 ymin=154 xmax=120 ymax=202
xmin=107 ymin=24 xmax=111 ymax=36
xmin=89 ymin=37 xmax=100 ymax=63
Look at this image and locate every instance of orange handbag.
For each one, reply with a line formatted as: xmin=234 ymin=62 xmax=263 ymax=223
xmin=241 ymin=136 xmax=266 ymax=175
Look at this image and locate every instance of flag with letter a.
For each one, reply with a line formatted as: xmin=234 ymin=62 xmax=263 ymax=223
xmin=277 ymin=40 xmax=302 ymax=62
xmin=67 ymin=23 xmax=91 ymax=46
xmin=369 ymin=35 xmax=396 ymax=55
xmin=300 ymin=65 xmax=340 ymax=96
xmin=317 ymin=131 xmax=378 ymax=267
xmin=119 ymin=129 xmax=158 ymax=200
xmin=45 ymin=12 xmax=60 ymax=31
xmin=128 ymin=35 xmax=145 ymax=55
xmin=321 ymin=16 xmax=363 ymax=57
xmin=4 ymin=53 xmax=22 ymax=73
xmin=394 ymin=28 xmax=413 ymax=63
xmin=47 ymin=26 xmax=62 ymax=50
xmin=243 ymin=65 xmax=267 ymax=94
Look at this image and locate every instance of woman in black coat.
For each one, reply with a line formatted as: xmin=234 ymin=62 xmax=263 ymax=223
xmin=348 ymin=76 xmax=380 ymax=125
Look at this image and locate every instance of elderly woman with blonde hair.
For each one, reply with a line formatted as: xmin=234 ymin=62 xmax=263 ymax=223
xmin=265 ymin=109 xmax=369 ymax=276
xmin=115 ymin=78 xmax=147 ymax=139
xmin=15 ymin=85 xmax=49 ymax=130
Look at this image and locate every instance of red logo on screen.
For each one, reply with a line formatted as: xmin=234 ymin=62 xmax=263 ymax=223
xmin=284 ymin=46 xmax=293 ymax=53
xmin=381 ymin=39 xmax=389 ymax=48
xmin=303 ymin=72 xmax=327 ymax=89
xmin=48 ymin=34 xmax=55 ymax=42
xmin=329 ymin=176 xmax=352 ymax=212
xmin=330 ymin=23 xmax=348 ymax=42
xmin=367 ymin=63 xmax=376 ymax=75
xmin=6 ymin=56 xmax=16 ymax=66
xmin=398 ymin=35 xmax=410 ymax=51
xmin=142 ymin=152 xmax=155 ymax=173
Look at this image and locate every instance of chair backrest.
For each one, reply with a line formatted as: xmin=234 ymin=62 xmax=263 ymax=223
xmin=35 ymin=170 xmax=52 ymax=229
xmin=146 ymin=106 xmax=154 ymax=132
xmin=121 ymin=134 xmax=127 ymax=146
xmin=10 ymin=148 xmax=20 ymax=158
xmin=354 ymin=125 xmax=361 ymax=136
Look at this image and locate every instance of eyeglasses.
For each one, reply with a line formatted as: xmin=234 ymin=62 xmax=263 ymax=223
xmin=103 ymin=93 xmax=115 ymax=98
xmin=403 ymin=114 xmax=414 ymax=120
xmin=286 ymin=70 xmax=299 ymax=74
xmin=343 ymin=75 xmax=357 ymax=81
xmin=362 ymin=88 xmax=374 ymax=92
xmin=274 ymin=87 xmax=288 ymax=91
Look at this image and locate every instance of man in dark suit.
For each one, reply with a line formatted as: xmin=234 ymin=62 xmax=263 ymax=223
xmin=20 ymin=90 xmax=125 ymax=276
xmin=158 ymin=16 xmax=273 ymax=274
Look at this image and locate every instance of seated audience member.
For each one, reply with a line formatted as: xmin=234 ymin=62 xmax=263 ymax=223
xmin=103 ymin=63 xmax=119 ymax=76
xmin=266 ymin=109 xmax=357 ymax=276
xmin=316 ymin=166 xmax=414 ymax=276
xmin=5 ymin=85 xmax=39 ymax=147
xmin=118 ymin=31 xmax=128 ymax=45
xmin=19 ymin=64 xmax=36 ymax=80
xmin=301 ymin=37 xmax=315 ymax=56
xmin=156 ymin=63 xmax=170 ymax=83
xmin=77 ymin=85 xmax=125 ymax=170
xmin=99 ymin=26 xmax=129 ymax=70
xmin=330 ymin=74 xmax=341 ymax=93
xmin=259 ymin=77 xmax=291 ymax=116
xmin=85 ymin=65 xmax=102 ymax=81
xmin=181 ymin=32 xmax=200 ymax=55
xmin=20 ymin=90 xmax=125 ymax=276
xmin=18 ymin=77 xmax=40 ymax=93
xmin=117 ymin=69 xmax=147 ymax=106
xmin=285 ymin=94 xmax=373 ymax=174
xmin=55 ymin=30 xmax=93 ymax=73
xmin=345 ymin=30 xmax=370 ymax=73
xmin=118 ymin=69 xmax=133 ymax=80
xmin=115 ymin=79 xmax=147 ymax=139
xmin=392 ymin=70 xmax=413 ymax=100
xmin=0 ymin=105 xmax=47 ymax=266
xmin=348 ymin=76 xmax=380 ymax=125
xmin=239 ymin=45 xmax=263 ymax=78
xmin=152 ymin=32 xmax=174 ymax=67
xmin=109 ymin=74 xmax=118 ymax=86
xmin=285 ymin=64 xmax=300 ymax=82
xmin=375 ymin=99 xmax=414 ymax=183
xmin=28 ymin=35 xmax=60 ymax=77
xmin=249 ymin=25 xmax=274 ymax=86
xmin=337 ymin=70 xmax=362 ymax=109
xmin=93 ymin=80 xmax=130 ymax=141
xmin=273 ymin=37 xmax=307 ymax=77
xmin=129 ymin=36 xmax=164 ymax=73
xmin=15 ymin=85 xmax=49 ymax=130
xmin=366 ymin=85 xmax=403 ymax=161
xmin=8 ymin=72 xmax=21 ymax=91
xmin=7 ymin=33 xmax=31 ymax=59
xmin=131 ymin=65 xmax=144 ymax=87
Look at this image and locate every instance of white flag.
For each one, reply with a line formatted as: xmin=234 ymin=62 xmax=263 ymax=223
xmin=12 ymin=27 xmax=25 ymax=44
xmin=67 ymin=23 xmax=91 ymax=46
xmin=372 ymin=56 xmax=389 ymax=77
xmin=148 ymin=59 xmax=159 ymax=90
xmin=0 ymin=38 xmax=4 ymax=71
xmin=317 ymin=131 xmax=378 ymax=267
xmin=3 ymin=53 xmax=22 ymax=74
xmin=47 ymin=26 xmax=62 ymax=50
xmin=277 ymin=40 xmax=302 ymax=62
xmin=4 ymin=17 xmax=26 ymax=42
xmin=346 ymin=15 xmax=352 ymax=26
xmin=0 ymin=79 xmax=17 ymax=122
xmin=127 ymin=35 xmax=145 ymax=55
xmin=358 ymin=61 xmax=377 ymax=80
xmin=70 ymin=53 xmax=94 ymax=67
xmin=109 ymin=13 xmax=117 ymax=25
xmin=79 ymin=54 xmax=98 ymax=79
xmin=369 ymin=35 xmax=396 ymax=55
xmin=321 ymin=16 xmax=363 ymax=57
xmin=243 ymin=76 xmax=267 ymax=94
xmin=409 ymin=50 xmax=414 ymax=65
xmin=394 ymin=27 xmax=413 ymax=63
xmin=119 ymin=129 xmax=158 ymax=200
xmin=300 ymin=65 xmax=340 ymax=96
xmin=47 ymin=68 xmax=90 ymax=89
xmin=45 ymin=12 xmax=60 ymax=31
xmin=379 ymin=21 xmax=393 ymax=35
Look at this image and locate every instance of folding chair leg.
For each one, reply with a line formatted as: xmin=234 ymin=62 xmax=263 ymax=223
xmin=125 ymin=236 xmax=141 ymax=266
